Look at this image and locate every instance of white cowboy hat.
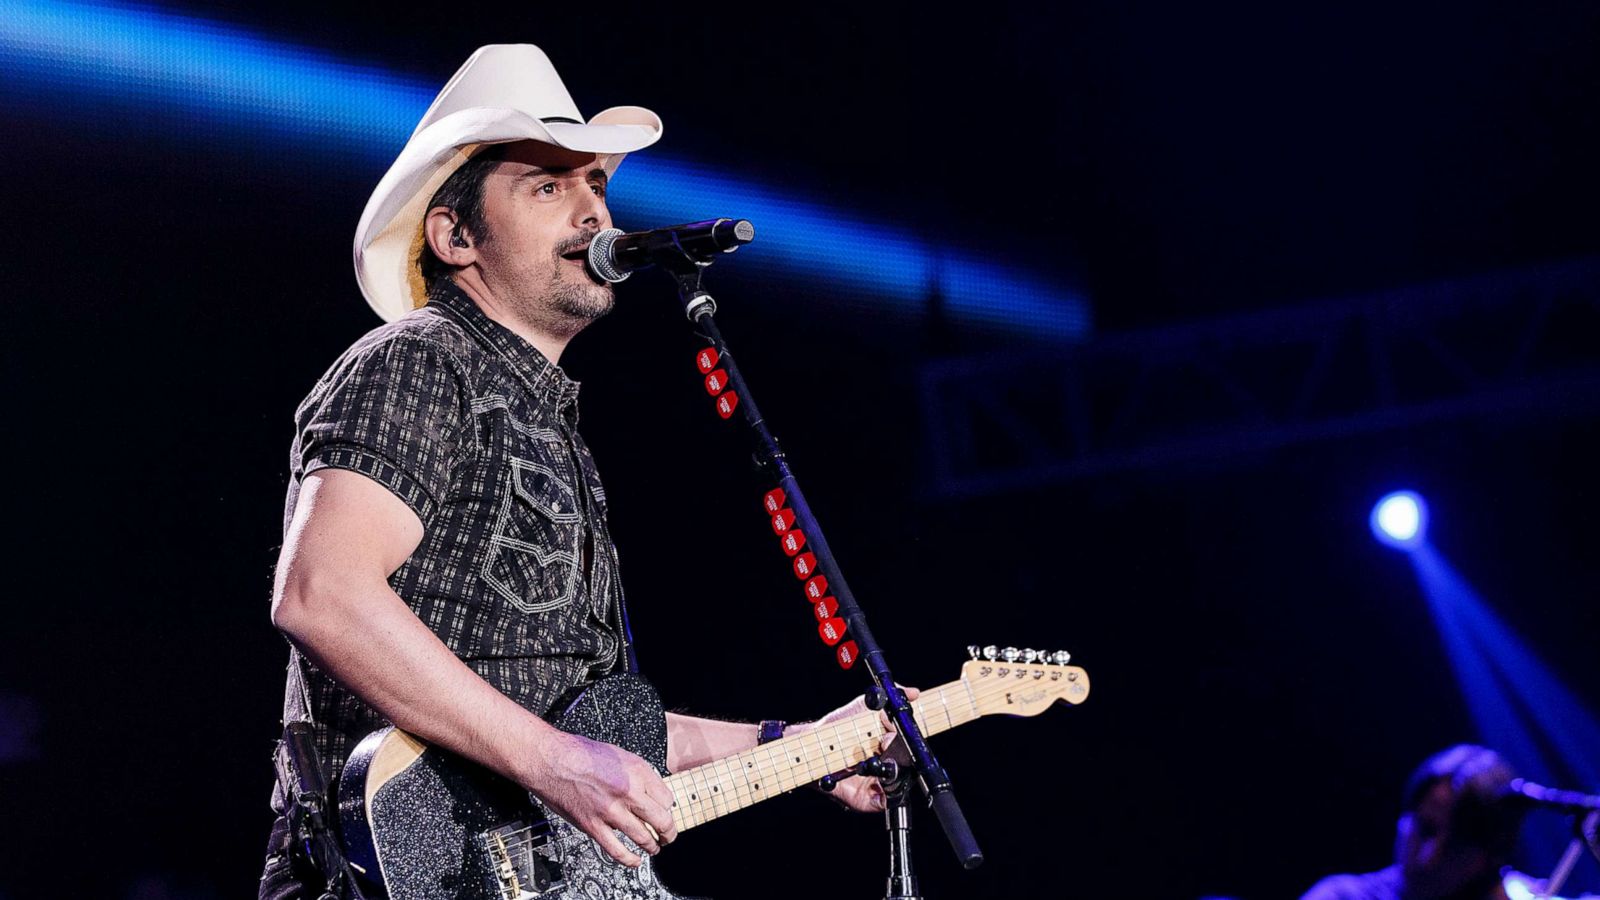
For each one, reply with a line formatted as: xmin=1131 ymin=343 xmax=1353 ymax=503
xmin=354 ymin=44 xmax=662 ymax=322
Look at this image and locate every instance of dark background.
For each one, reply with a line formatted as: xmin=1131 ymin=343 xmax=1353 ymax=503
xmin=3 ymin=2 xmax=1598 ymax=897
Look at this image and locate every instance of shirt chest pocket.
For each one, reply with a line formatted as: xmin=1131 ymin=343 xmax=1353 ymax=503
xmin=481 ymin=456 xmax=583 ymax=614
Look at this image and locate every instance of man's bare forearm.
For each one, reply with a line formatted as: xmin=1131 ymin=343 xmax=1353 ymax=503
xmin=664 ymin=712 xmax=762 ymax=773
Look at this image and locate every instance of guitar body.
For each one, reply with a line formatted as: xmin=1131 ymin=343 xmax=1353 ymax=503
xmin=338 ymin=673 xmax=683 ymax=900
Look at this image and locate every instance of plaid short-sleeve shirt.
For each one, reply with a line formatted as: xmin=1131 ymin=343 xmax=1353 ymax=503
xmin=276 ymin=280 xmax=631 ymax=789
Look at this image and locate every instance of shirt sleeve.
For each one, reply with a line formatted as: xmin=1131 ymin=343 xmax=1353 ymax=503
xmin=295 ymin=333 xmax=469 ymax=524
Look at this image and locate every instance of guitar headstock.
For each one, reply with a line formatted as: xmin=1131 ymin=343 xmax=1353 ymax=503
xmin=960 ymin=645 xmax=1090 ymax=717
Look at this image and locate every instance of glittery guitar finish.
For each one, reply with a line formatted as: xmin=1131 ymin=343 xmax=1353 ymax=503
xmin=339 ymin=654 xmax=1090 ymax=899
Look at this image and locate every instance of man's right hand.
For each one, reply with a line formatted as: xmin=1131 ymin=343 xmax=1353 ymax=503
xmin=520 ymin=730 xmax=678 ymax=867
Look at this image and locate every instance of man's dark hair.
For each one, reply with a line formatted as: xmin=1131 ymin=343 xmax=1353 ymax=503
xmin=419 ymin=144 xmax=510 ymax=289
xmin=1401 ymin=744 xmax=1525 ymax=858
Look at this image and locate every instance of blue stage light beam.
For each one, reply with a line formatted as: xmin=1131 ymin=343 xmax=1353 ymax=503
xmin=0 ymin=0 xmax=428 ymax=152
xmin=1410 ymin=547 xmax=1600 ymax=791
xmin=0 ymin=0 xmax=1092 ymax=341
xmin=619 ymin=155 xmax=1092 ymax=336
xmin=1407 ymin=544 xmax=1600 ymax=882
xmin=1371 ymin=490 xmax=1428 ymax=549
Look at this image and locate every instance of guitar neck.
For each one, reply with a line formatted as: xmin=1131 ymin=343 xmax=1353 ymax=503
xmin=665 ymin=679 xmax=979 ymax=831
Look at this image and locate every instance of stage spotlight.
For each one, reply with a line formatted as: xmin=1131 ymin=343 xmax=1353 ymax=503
xmin=1371 ymin=490 xmax=1428 ymax=549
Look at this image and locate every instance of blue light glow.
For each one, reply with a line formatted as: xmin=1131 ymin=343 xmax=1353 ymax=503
xmin=619 ymin=156 xmax=1094 ymax=337
xmin=0 ymin=0 xmax=1092 ymax=340
xmin=1371 ymin=490 xmax=1427 ymax=548
xmin=1408 ymin=545 xmax=1600 ymax=876
xmin=0 ymin=0 xmax=427 ymax=152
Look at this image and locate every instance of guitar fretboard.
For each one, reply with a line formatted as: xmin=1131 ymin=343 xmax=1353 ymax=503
xmin=665 ymin=679 xmax=980 ymax=831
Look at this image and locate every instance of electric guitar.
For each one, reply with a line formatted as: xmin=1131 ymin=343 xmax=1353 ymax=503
xmin=338 ymin=649 xmax=1090 ymax=899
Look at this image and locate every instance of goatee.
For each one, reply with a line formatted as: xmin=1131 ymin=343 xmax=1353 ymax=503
xmin=549 ymin=276 xmax=615 ymax=322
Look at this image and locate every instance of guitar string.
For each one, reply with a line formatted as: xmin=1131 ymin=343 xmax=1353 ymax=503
xmin=674 ymin=672 xmax=1044 ymax=828
xmin=489 ymin=667 xmax=1076 ymax=845
xmin=671 ymin=667 xmax=1073 ymax=829
xmin=698 ymin=679 xmax=974 ymax=814
xmin=681 ymin=692 xmax=939 ymax=824
xmin=672 ymin=697 xmax=889 ymax=828
xmin=687 ymin=679 xmax=959 ymax=819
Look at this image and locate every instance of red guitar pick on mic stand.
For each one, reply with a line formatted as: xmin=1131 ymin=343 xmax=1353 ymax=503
xmin=804 ymin=575 xmax=829 ymax=601
xmin=835 ymin=641 xmax=859 ymax=669
xmin=763 ymin=488 xmax=786 ymax=515
xmin=780 ymin=530 xmax=807 ymax=556
xmin=817 ymin=617 xmax=848 ymax=646
xmin=695 ymin=347 xmax=719 ymax=373
xmin=812 ymin=596 xmax=839 ymax=622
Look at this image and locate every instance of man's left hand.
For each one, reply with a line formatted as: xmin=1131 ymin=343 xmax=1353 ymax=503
xmin=793 ymin=685 xmax=920 ymax=814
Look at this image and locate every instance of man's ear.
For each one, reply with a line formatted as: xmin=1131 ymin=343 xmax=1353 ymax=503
xmin=423 ymin=206 xmax=476 ymax=267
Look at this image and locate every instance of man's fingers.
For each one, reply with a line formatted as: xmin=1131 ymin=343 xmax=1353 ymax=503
xmin=634 ymin=795 xmax=678 ymax=846
xmin=876 ymin=684 xmax=922 ymax=733
xmin=645 ymin=782 xmax=678 ymax=831
xmin=830 ymin=775 xmax=889 ymax=813
xmin=611 ymin=809 xmax=662 ymax=858
xmin=587 ymin=821 xmax=644 ymax=868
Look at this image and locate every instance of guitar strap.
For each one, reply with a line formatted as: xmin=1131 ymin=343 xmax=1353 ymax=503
xmin=615 ymin=575 xmax=639 ymax=676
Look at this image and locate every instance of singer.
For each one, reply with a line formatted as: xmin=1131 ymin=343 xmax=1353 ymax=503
xmin=258 ymin=44 xmax=904 ymax=899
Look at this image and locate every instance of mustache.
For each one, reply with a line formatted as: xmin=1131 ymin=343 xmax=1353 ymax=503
xmin=555 ymin=231 xmax=600 ymax=259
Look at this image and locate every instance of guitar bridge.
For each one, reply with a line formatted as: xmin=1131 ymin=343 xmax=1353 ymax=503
xmin=482 ymin=820 xmax=564 ymax=899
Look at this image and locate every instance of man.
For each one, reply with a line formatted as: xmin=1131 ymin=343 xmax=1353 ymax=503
xmin=260 ymin=44 xmax=895 ymax=898
xmin=1301 ymin=745 xmax=1528 ymax=900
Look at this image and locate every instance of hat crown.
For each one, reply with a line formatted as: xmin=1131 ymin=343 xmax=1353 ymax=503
xmin=412 ymin=44 xmax=585 ymax=139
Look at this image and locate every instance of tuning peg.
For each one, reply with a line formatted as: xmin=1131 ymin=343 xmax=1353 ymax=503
xmin=1051 ymin=650 xmax=1072 ymax=665
xmin=1002 ymin=647 xmax=1021 ymax=663
xmin=1022 ymin=649 xmax=1039 ymax=664
xmin=967 ymin=645 xmax=982 ymax=659
xmin=982 ymin=645 xmax=998 ymax=661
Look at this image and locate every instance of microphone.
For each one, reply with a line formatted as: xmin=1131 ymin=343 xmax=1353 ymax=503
xmin=586 ymin=218 xmax=756 ymax=283
xmin=1507 ymin=779 xmax=1600 ymax=814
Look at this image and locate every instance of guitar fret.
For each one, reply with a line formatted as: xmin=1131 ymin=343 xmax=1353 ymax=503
xmin=724 ymin=755 xmax=751 ymax=809
xmin=707 ymin=760 xmax=731 ymax=817
xmin=959 ymin=679 xmax=981 ymax=723
xmin=665 ymin=672 xmax=1010 ymax=833
xmin=733 ymin=749 xmax=761 ymax=806
xmin=747 ymin=746 xmax=772 ymax=803
xmin=694 ymin=764 xmax=715 ymax=820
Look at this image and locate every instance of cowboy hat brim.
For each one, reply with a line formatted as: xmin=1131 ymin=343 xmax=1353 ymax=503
xmin=355 ymin=103 xmax=661 ymax=323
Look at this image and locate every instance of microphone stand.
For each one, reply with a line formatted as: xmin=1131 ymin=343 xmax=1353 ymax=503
xmin=659 ymin=259 xmax=985 ymax=876
xmin=884 ymin=769 xmax=924 ymax=900
xmin=1534 ymin=810 xmax=1600 ymax=900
